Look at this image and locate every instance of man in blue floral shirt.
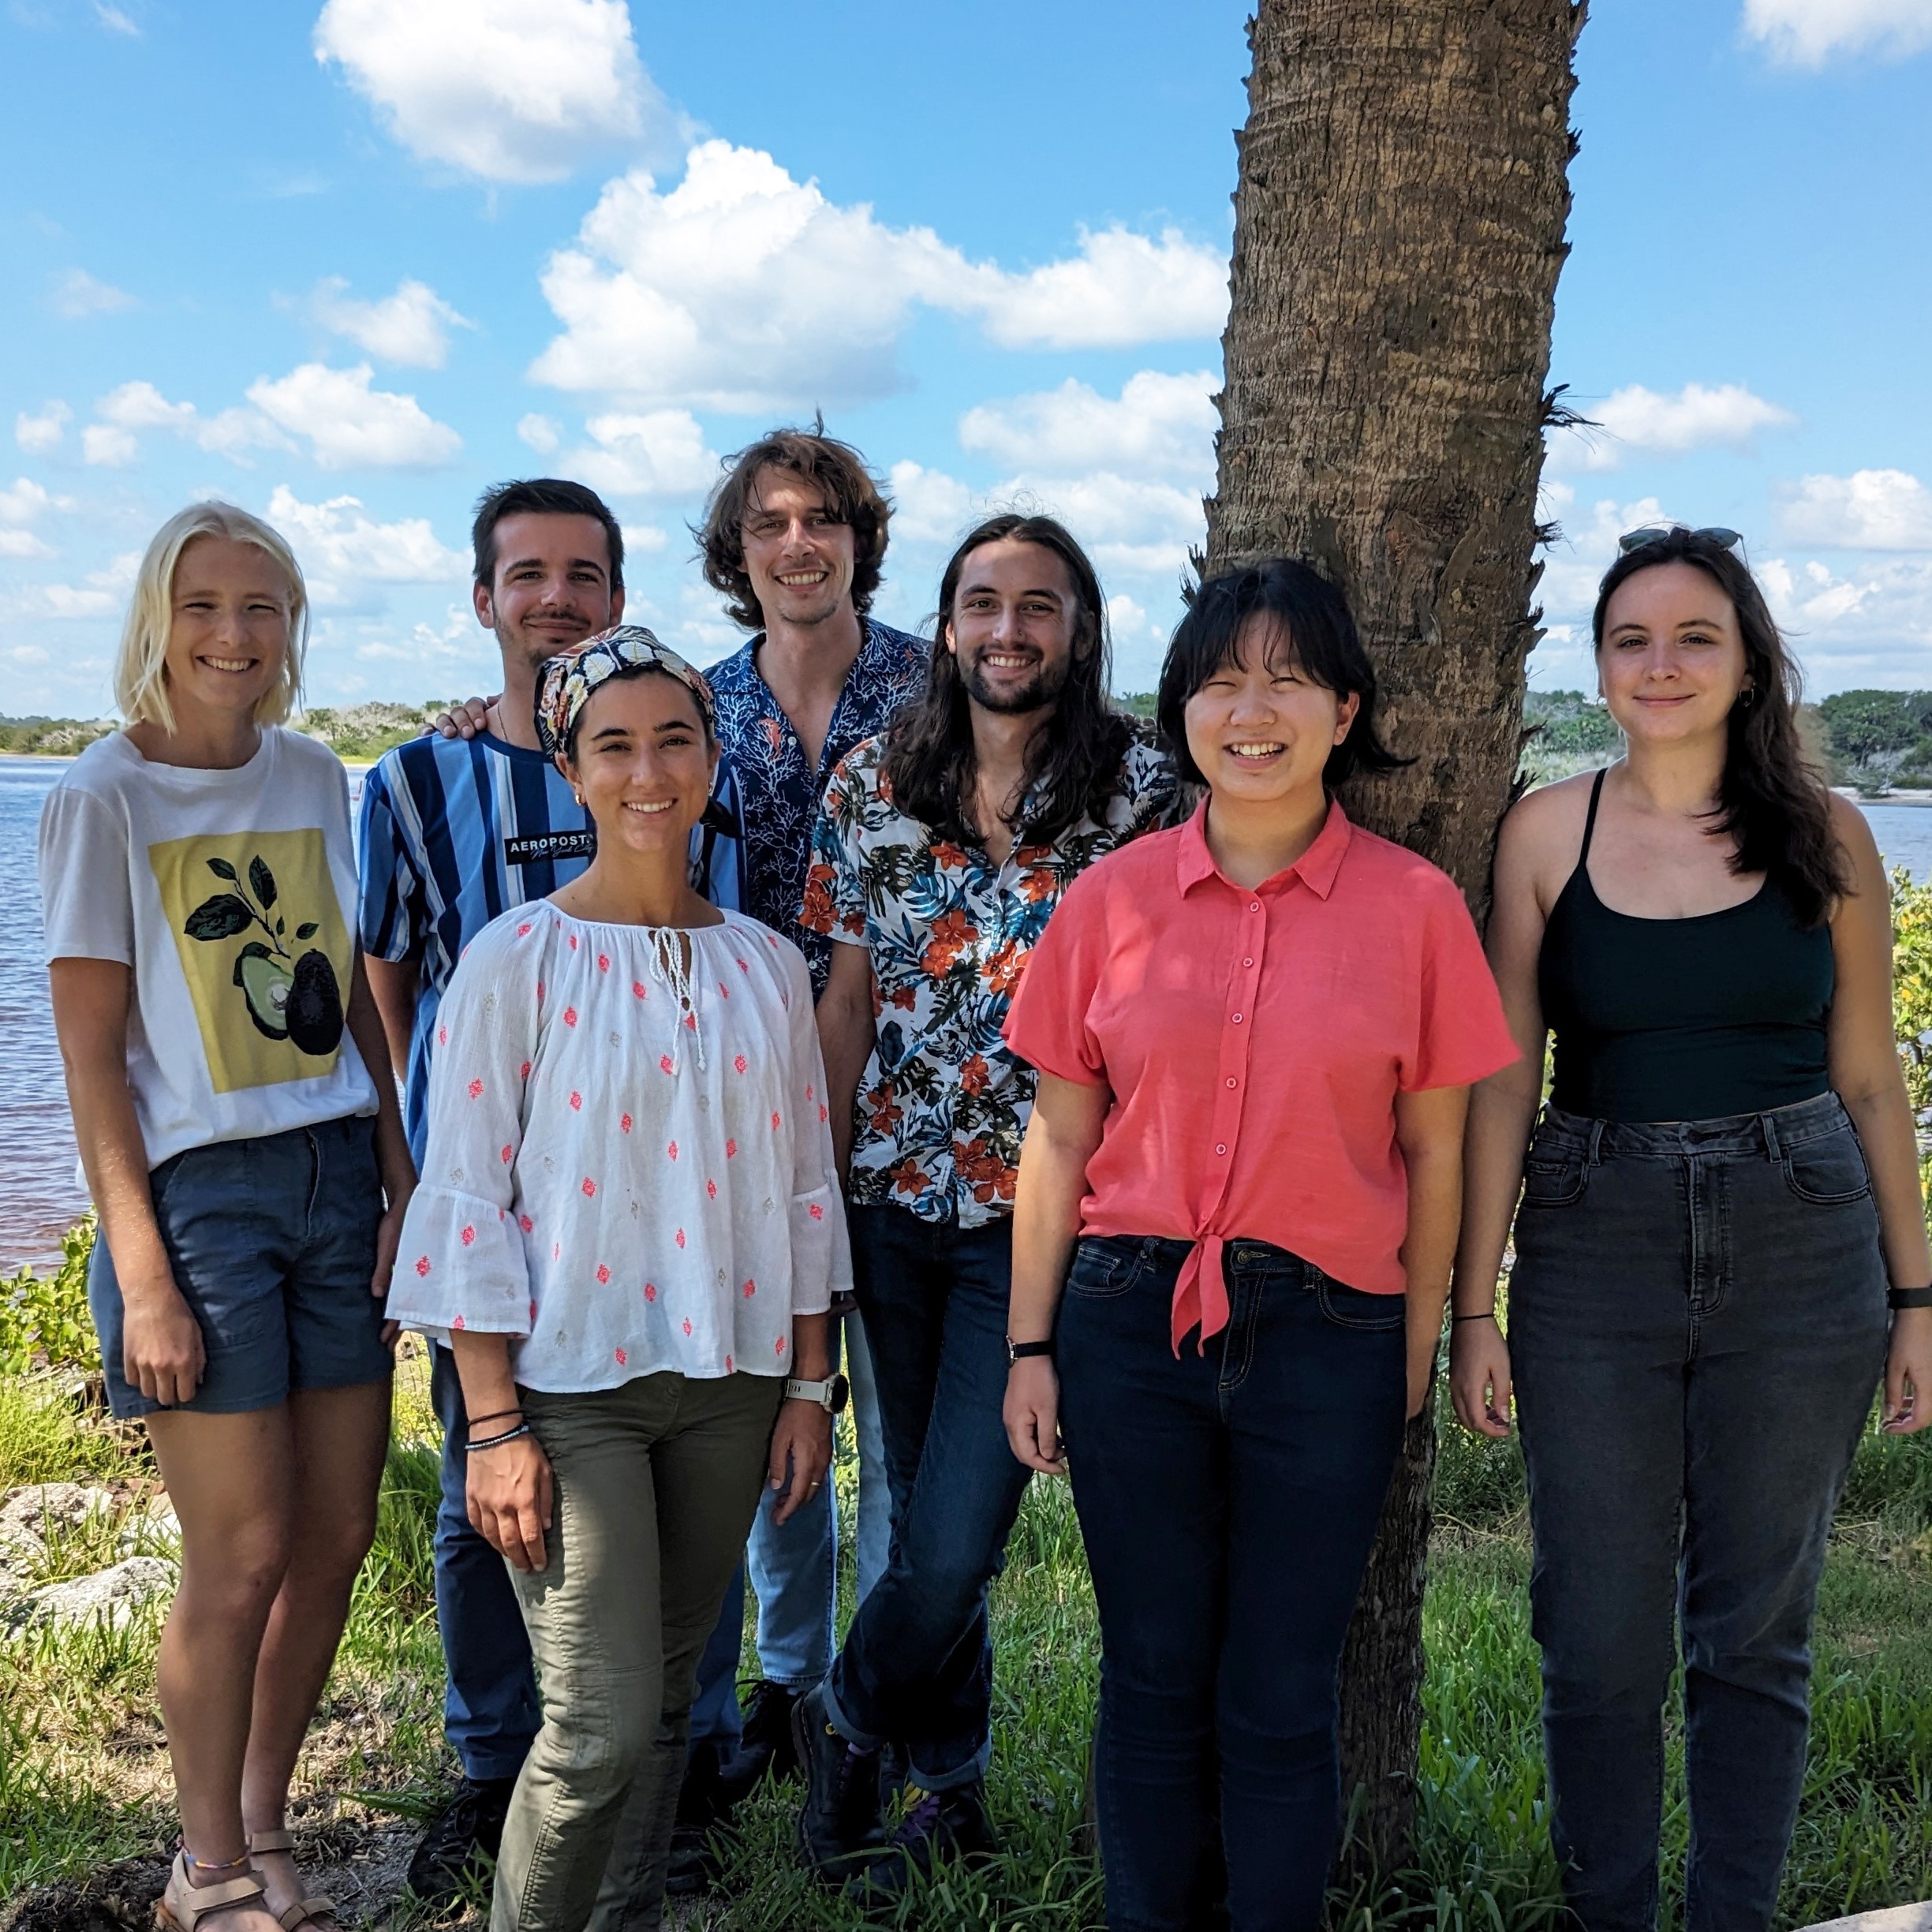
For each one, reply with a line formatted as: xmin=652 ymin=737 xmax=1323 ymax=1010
xmin=662 ymin=427 xmax=929 ymax=1883
xmin=794 ymin=513 xmax=1176 ymax=1898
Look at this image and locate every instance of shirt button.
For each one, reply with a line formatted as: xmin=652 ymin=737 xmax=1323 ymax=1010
xmin=1216 ymin=1143 xmax=1228 ymax=1156
xmin=1248 ymin=900 xmax=1261 ymax=913
xmin=1232 ymin=1013 xmax=1243 ymax=1024
xmin=1243 ymin=958 xmax=1253 ymax=968
xmin=1226 ymin=1078 xmax=1237 ymax=1089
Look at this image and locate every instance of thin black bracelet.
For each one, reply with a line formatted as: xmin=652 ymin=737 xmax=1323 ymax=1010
xmin=464 ymin=1423 xmax=533 ymax=1453
xmin=465 ymin=1408 xmax=522 ymax=1430
xmin=1889 ymin=1287 xmax=1932 ymax=1310
xmin=1452 ymin=1311 xmax=1498 ymax=1325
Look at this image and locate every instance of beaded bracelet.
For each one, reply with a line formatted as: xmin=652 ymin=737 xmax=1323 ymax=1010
xmin=465 ymin=1422 xmax=533 ymax=1453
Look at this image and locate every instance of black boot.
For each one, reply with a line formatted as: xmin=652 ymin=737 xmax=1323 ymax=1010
xmin=843 ymin=1779 xmax=997 ymax=1908
xmin=405 ymin=1774 xmax=517 ymax=1915
xmin=716 ymin=1680 xmax=802 ymax=1805
xmin=665 ymin=1737 xmax=734 ymax=1898
xmin=791 ymin=1682 xmax=885 ymax=1880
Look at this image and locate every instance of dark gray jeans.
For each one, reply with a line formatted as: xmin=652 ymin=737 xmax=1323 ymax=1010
xmin=1511 ymin=1092 xmax=1889 ymax=1932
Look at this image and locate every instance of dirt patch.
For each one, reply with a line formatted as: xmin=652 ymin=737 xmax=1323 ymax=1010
xmin=0 ymin=1818 xmax=457 ymax=1932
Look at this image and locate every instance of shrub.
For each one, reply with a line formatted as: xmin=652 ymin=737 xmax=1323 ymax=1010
xmin=0 ymin=1216 xmax=97 ymax=1377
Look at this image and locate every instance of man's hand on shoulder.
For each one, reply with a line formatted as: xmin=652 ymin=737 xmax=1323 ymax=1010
xmin=424 ymin=696 xmax=497 ymax=742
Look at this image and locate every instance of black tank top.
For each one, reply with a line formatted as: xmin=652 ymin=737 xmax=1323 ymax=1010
xmin=1538 ymin=769 xmax=1834 ymax=1123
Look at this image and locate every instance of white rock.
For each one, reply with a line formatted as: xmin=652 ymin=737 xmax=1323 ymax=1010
xmin=0 ymin=1482 xmax=113 ymax=1553
xmin=1803 ymin=1910 xmax=1932 ymax=1932
xmin=6 ymin=1555 xmax=176 ymax=1634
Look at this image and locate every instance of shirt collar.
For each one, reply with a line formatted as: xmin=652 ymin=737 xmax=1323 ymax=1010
xmin=1175 ymin=794 xmax=1353 ymax=901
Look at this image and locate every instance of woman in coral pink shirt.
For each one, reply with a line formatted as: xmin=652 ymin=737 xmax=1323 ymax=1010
xmin=1002 ymin=559 xmax=1517 ymax=1932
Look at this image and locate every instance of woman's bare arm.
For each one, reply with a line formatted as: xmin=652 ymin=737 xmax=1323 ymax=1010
xmin=1451 ymin=796 xmax=1559 ymax=1437
xmin=1004 ymin=1071 xmax=1109 ymax=1474
xmin=1825 ymin=795 xmax=1932 ymax=1433
xmin=50 ymin=957 xmax=204 ymax=1406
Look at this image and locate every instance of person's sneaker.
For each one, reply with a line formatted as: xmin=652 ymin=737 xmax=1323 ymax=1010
xmin=842 ymin=1780 xmax=997 ymax=1907
xmin=791 ymin=1682 xmax=885 ymax=1880
xmin=664 ymin=1738 xmax=733 ymax=1899
xmin=716 ymin=1680 xmax=802 ymax=1805
xmin=405 ymin=1774 xmax=517 ymax=1914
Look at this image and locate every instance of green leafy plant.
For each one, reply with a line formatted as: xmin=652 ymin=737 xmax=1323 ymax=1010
xmin=0 ymin=1216 xmax=98 ymax=1377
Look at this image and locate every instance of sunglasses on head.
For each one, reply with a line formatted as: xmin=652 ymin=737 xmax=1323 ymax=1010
xmin=1616 ymin=524 xmax=1745 ymax=555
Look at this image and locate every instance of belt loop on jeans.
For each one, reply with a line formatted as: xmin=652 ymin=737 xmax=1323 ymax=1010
xmin=1586 ymin=1119 xmax=1606 ymax=1166
xmin=1760 ymin=1110 xmax=1783 ymax=1163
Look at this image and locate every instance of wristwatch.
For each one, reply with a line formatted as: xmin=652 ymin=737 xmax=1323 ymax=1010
xmin=1007 ymin=1336 xmax=1055 ymax=1365
xmin=783 ymin=1373 xmax=850 ymax=1414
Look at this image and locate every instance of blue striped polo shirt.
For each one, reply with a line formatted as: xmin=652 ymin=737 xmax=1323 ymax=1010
xmin=357 ymin=730 xmax=744 ymax=1164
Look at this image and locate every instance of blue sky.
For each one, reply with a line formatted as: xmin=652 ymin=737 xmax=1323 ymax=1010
xmin=2 ymin=0 xmax=1929 ymax=716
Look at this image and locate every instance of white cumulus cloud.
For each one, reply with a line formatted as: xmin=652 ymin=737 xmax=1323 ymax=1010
xmin=972 ymin=231 xmax=1228 ymax=351
xmin=959 ymin=370 xmax=1218 ymax=482
xmin=885 ymin=462 xmax=981 ymax=549
xmin=267 ymin=485 xmax=468 ymax=606
xmin=564 ymin=410 xmax=719 ymax=498
xmin=51 ymin=268 xmax=134 ymax=319
xmin=518 ymin=413 xmax=562 ymax=454
xmin=1548 ymin=382 xmax=1796 ymax=473
xmin=309 ymin=277 xmax=474 ymax=368
xmin=313 ymin=0 xmax=676 ymax=185
xmin=0 ymin=476 xmax=72 ymax=555
xmin=1743 ymin=0 xmax=1932 ymax=64
xmin=246 ymin=364 xmax=462 ymax=469
xmin=1777 ymin=469 xmax=1932 ymax=550
xmin=529 ymin=141 xmax=1228 ymax=413
xmin=80 ymin=381 xmax=290 ymax=468
xmin=13 ymin=551 xmax=140 ymax=622
xmin=16 ymin=401 xmax=72 ymax=454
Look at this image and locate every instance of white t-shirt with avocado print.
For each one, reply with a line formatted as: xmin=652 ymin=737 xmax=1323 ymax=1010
xmin=38 ymin=727 xmax=379 ymax=1169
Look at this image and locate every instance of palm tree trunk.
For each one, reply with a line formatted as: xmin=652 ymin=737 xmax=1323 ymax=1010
xmin=1205 ymin=0 xmax=1586 ymax=1872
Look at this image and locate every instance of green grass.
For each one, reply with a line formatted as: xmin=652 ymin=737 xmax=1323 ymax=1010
xmin=6 ymin=1347 xmax=1932 ymax=1927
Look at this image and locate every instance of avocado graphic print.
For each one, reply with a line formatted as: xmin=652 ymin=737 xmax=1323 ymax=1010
xmin=151 ymin=827 xmax=351 ymax=1094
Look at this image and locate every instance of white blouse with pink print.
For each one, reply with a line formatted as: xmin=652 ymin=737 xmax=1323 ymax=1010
xmin=385 ymin=902 xmax=847 ymax=1392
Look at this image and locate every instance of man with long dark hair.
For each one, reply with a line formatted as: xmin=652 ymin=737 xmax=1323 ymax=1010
xmin=793 ymin=514 xmax=1176 ymax=1897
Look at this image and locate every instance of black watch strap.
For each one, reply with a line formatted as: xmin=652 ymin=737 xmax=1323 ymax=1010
xmin=1889 ymin=1287 xmax=1932 ymax=1310
xmin=1007 ymin=1336 xmax=1055 ymax=1364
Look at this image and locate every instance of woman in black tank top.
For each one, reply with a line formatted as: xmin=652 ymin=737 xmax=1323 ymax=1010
xmin=1448 ymin=528 xmax=1932 ymax=1932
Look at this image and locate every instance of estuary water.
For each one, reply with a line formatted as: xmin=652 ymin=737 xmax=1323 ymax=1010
xmin=5 ymin=752 xmax=1932 ymax=1273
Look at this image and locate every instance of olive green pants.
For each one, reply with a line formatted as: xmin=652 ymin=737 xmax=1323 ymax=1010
xmin=491 ymin=1372 xmax=784 ymax=1932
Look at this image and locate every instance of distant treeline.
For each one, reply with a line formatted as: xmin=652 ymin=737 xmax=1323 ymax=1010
xmin=6 ymin=689 xmax=1931 ymax=790
xmin=0 ymin=702 xmax=451 ymax=764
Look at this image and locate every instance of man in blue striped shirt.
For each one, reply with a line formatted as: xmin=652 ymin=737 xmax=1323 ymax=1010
xmin=358 ymin=478 xmax=739 ymax=1909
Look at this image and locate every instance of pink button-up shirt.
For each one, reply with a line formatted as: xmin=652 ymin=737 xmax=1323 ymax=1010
xmin=1003 ymin=798 xmax=1516 ymax=1351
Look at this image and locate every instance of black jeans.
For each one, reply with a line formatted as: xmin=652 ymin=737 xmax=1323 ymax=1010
xmin=824 ymin=1204 xmax=1032 ymax=1789
xmin=1058 ymin=1235 xmax=1407 ymax=1932
xmin=1512 ymin=1093 xmax=1889 ymax=1932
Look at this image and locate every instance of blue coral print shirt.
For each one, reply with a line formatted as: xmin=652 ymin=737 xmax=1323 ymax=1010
xmin=707 ymin=619 xmax=929 ymax=1000
xmin=803 ymin=729 xmax=1177 ymax=1226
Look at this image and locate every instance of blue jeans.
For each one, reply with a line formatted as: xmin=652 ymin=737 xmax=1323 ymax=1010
xmin=432 ymin=1343 xmax=542 ymax=1783
xmin=1512 ymin=1093 xmax=1890 ymax=1932
xmin=1058 ymin=1235 xmax=1407 ymax=1932
xmin=823 ymin=1205 xmax=1031 ymax=1790
xmin=687 ymin=1313 xmax=891 ymax=1748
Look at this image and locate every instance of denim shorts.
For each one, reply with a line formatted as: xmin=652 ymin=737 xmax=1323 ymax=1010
xmin=88 ymin=1114 xmax=391 ymax=1418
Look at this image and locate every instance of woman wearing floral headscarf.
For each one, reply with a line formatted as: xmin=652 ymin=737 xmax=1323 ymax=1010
xmin=387 ymin=628 xmax=851 ymax=1932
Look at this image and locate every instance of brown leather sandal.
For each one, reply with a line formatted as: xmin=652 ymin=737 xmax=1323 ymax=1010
xmin=244 ymin=1831 xmax=338 ymax=1932
xmin=155 ymin=1851 xmax=270 ymax=1932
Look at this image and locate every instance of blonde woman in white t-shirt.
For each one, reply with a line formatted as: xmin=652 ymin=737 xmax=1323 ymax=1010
xmin=37 ymin=504 xmax=415 ymax=1932
xmin=385 ymin=630 xmax=845 ymax=1932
